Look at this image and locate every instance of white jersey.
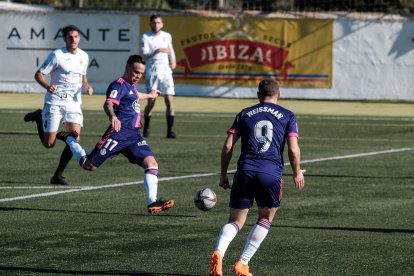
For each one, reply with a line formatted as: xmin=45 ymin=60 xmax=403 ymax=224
xmin=39 ymin=47 xmax=89 ymax=106
xmin=141 ymin=30 xmax=176 ymax=78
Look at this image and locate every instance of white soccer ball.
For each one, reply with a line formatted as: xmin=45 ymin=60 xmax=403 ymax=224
xmin=194 ymin=188 xmax=217 ymax=211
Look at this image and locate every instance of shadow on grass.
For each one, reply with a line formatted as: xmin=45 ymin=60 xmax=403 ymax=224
xmin=0 ymin=266 xmax=201 ymax=275
xmin=284 ymin=173 xmax=414 ymax=180
xmin=275 ymin=224 xmax=414 ymax=234
xmin=0 ymin=206 xmax=196 ymax=218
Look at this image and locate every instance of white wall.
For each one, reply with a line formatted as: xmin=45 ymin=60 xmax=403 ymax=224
xmin=1 ymin=7 xmax=413 ymax=101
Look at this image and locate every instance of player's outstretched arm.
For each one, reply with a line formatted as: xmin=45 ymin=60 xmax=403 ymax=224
xmin=139 ymin=89 xmax=161 ymax=100
xmin=287 ymin=136 xmax=305 ymax=190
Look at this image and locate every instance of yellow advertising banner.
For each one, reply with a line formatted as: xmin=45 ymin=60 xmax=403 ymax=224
xmin=140 ymin=16 xmax=332 ymax=88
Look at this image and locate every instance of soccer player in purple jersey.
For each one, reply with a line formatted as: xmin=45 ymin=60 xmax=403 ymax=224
xmin=56 ymin=55 xmax=174 ymax=214
xmin=209 ymin=79 xmax=305 ymax=276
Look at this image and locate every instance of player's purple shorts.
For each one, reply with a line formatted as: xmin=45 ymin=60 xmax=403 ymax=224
xmin=87 ymin=125 xmax=154 ymax=168
xmin=229 ymin=170 xmax=283 ymax=209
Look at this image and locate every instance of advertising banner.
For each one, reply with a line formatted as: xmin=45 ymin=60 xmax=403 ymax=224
xmin=1 ymin=12 xmax=138 ymax=92
xmin=140 ymin=16 xmax=333 ymax=88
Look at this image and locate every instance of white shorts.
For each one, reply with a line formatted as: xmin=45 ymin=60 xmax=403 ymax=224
xmin=146 ymin=74 xmax=175 ymax=95
xmin=42 ymin=103 xmax=83 ymax=133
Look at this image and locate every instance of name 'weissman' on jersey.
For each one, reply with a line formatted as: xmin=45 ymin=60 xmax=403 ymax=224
xmin=39 ymin=47 xmax=89 ymax=105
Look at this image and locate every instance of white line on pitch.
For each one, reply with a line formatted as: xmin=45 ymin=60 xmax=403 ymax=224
xmin=1 ymin=147 xmax=413 ymax=203
xmin=0 ymin=186 xmax=97 ymax=189
xmin=298 ymin=147 xmax=414 ymax=164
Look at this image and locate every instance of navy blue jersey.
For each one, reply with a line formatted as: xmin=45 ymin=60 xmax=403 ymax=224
xmin=228 ymin=102 xmax=298 ymax=177
xmin=106 ymin=77 xmax=141 ymax=130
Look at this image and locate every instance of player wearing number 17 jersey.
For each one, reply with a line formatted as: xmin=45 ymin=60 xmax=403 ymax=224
xmin=56 ymin=55 xmax=174 ymax=214
xmin=209 ymin=79 xmax=305 ymax=276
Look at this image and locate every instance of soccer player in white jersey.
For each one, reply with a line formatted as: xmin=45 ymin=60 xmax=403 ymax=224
xmin=141 ymin=13 xmax=177 ymax=139
xmin=24 ymin=24 xmax=93 ymax=185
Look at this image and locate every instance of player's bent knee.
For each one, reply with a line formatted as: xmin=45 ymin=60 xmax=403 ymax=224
xmin=43 ymin=141 xmax=55 ymax=148
xmin=80 ymin=156 xmax=96 ymax=171
xmin=83 ymin=165 xmax=96 ymax=172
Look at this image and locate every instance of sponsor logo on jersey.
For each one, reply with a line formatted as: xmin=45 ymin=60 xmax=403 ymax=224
xmin=137 ymin=140 xmax=148 ymax=146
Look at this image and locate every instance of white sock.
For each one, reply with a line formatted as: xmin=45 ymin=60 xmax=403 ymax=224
xmin=66 ymin=136 xmax=86 ymax=161
xmin=144 ymin=167 xmax=158 ymax=205
xmin=215 ymin=222 xmax=239 ymax=258
xmin=240 ymin=218 xmax=271 ymax=264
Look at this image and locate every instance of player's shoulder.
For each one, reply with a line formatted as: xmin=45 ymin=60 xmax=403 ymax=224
xmin=76 ymin=47 xmax=89 ymax=57
xmin=51 ymin=47 xmax=65 ymax=57
xmin=107 ymin=78 xmax=127 ymax=96
xmin=276 ymin=104 xmax=295 ymax=116
xmin=162 ymin=30 xmax=172 ymax=37
xmin=142 ymin=31 xmax=153 ymax=38
xmin=112 ymin=77 xmax=129 ymax=88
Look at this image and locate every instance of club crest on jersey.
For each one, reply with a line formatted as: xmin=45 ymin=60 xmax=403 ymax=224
xmin=110 ymin=90 xmax=118 ymax=98
xmin=100 ymin=148 xmax=107 ymax=155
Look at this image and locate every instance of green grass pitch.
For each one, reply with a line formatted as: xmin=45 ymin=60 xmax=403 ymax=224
xmin=0 ymin=94 xmax=413 ymax=275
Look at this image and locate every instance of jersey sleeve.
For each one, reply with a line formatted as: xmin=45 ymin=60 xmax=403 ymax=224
xmin=140 ymin=33 xmax=151 ymax=57
xmin=38 ymin=51 xmax=57 ymax=75
xmin=227 ymin=112 xmax=242 ymax=134
xmin=82 ymin=52 xmax=89 ymax=75
xmin=287 ymin=113 xmax=299 ymax=138
xmin=106 ymin=81 xmax=124 ymax=106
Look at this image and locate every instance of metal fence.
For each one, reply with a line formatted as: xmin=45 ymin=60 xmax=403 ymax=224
xmin=11 ymin=0 xmax=414 ymax=14
xmin=171 ymin=0 xmax=412 ymax=13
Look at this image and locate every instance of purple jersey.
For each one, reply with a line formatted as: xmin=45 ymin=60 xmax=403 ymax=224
xmin=106 ymin=77 xmax=141 ymax=129
xmin=228 ymin=102 xmax=298 ymax=177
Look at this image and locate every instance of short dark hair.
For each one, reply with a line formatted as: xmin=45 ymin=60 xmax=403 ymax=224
xmin=62 ymin=25 xmax=81 ymax=38
xmin=126 ymin=55 xmax=146 ymax=66
xmin=150 ymin=13 xmax=162 ymax=22
xmin=258 ymin=78 xmax=279 ymax=97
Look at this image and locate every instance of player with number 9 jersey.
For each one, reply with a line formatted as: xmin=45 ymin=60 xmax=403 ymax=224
xmin=228 ymin=102 xmax=298 ymax=178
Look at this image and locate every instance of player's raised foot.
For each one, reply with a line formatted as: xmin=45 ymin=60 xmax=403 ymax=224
xmin=24 ymin=109 xmax=42 ymax=122
xmin=79 ymin=156 xmax=96 ymax=171
xmin=233 ymin=260 xmax=252 ymax=276
xmin=166 ymin=131 xmax=176 ymax=139
xmin=147 ymin=199 xmax=175 ymax=214
xmin=209 ymin=250 xmax=223 ymax=276
xmin=50 ymin=174 xmax=69 ymax=185
xmin=56 ymin=130 xmax=79 ymax=142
